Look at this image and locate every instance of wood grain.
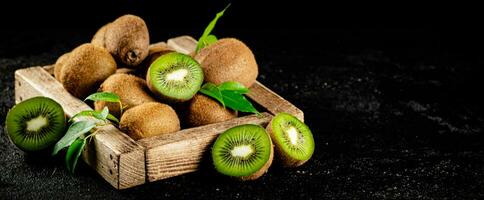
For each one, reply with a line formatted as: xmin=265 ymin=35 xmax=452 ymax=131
xmin=15 ymin=67 xmax=145 ymax=189
xmin=138 ymin=113 xmax=273 ymax=182
xmin=167 ymin=35 xmax=197 ymax=55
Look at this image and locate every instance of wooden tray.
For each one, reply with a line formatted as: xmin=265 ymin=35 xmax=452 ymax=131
xmin=14 ymin=36 xmax=304 ymax=189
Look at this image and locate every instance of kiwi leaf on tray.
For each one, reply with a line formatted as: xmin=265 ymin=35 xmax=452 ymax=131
xmin=65 ymin=138 xmax=87 ymax=173
xmin=52 ymin=92 xmax=122 ymax=173
xmin=199 ymin=81 xmax=259 ymax=115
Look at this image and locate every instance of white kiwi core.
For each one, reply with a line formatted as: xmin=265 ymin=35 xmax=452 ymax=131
xmin=26 ymin=115 xmax=48 ymax=132
xmin=286 ymin=126 xmax=299 ymax=145
xmin=166 ymin=69 xmax=188 ymax=81
xmin=230 ymin=145 xmax=254 ymax=158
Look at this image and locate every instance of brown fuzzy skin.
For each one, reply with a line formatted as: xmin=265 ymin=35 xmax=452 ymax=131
xmin=91 ymin=23 xmax=110 ymax=47
xmin=266 ymin=120 xmax=309 ymax=167
xmin=186 ymin=94 xmax=237 ymax=127
xmin=119 ymin=102 xmax=180 ymax=140
xmin=54 ymin=52 xmax=71 ymax=82
xmin=94 ymin=74 xmax=156 ymax=117
xmin=147 ymin=43 xmax=174 ymax=67
xmin=59 ymin=43 xmax=117 ymax=99
xmin=239 ymin=134 xmax=274 ymax=181
xmin=194 ymin=38 xmax=258 ymax=88
xmin=100 ymin=14 xmax=149 ymax=67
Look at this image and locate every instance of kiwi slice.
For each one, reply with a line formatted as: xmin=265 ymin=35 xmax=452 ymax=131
xmin=212 ymin=124 xmax=273 ymax=180
xmin=147 ymin=52 xmax=203 ymax=102
xmin=267 ymin=112 xmax=314 ymax=167
xmin=5 ymin=97 xmax=66 ymax=152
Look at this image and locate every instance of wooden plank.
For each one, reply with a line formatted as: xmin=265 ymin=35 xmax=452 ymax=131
xmin=167 ymin=35 xmax=197 ymax=55
xmin=166 ymin=36 xmax=304 ymax=121
xmin=14 ymin=67 xmax=145 ymax=189
xmin=138 ymin=112 xmax=273 ymax=182
xmin=247 ymin=82 xmax=304 ymax=121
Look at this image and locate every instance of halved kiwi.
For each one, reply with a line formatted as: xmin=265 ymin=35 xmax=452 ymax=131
xmin=147 ymin=52 xmax=203 ymax=102
xmin=267 ymin=112 xmax=314 ymax=167
xmin=212 ymin=124 xmax=273 ymax=181
xmin=5 ymin=97 xmax=66 ymax=152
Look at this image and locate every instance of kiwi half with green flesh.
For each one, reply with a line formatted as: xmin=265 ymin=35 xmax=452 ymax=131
xmin=94 ymin=74 xmax=156 ymax=117
xmin=147 ymin=52 xmax=204 ymax=102
xmin=119 ymin=102 xmax=180 ymax=140
xmin=92 ymin=15 xmax=149 ymax=67
xmin=58 ymin=43 xmax=117 ymax=99
xmin=266 ymin=112 xmax=314 ymax=167
xmin=5 ymin=97 xmax=66 ymax=152
xmin=186 ymin=94 xmax=237 ymax=127
xmin=194 ymin=38 xmax=258 ymax=88
xmin=212 ymin=124 xmax=273 ymax=181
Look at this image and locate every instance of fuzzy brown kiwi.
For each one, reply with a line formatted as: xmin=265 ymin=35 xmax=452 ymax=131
xmin=54 ymin=52 xmax=71 ymax=82
xmin=91 ymin=23 xmax=110 ymax=47
xmin=185 ymin=94 xmax=237 ymax=127
xmin=94 ymin=73 xmax=156 ymax=117
xmin=194 ymin=38 xmax=258 ymax=88
xmin=119 ymin=102 xmax=180 ymax=140
xmin=92 ymin=14 xmax=149 ymax=67
xmin=59 ymin=43 xmax=117 ymax=99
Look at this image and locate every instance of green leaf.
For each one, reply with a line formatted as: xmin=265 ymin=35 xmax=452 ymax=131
xmin=106 ymin=113 xmax=119 ymax=124
xmin=99 ymin=106 xmax=109 ymax=120
xmin=69 ymin=109 xmax=107 ymax=122
xmin=84 ymin=92 xmax=120 ymax=103
xmin=196 ymin=4 xmax=230 ymax=53
xmin=203 ymin=35 xmax=218 ymax=46
xmin=218 ymin=81 xmax=249 ymax=94
xmin=52 ymin=121 xmax=96 ymax=156
xmin=221 ymin=90 xmax=259 ymax=114
xmin=65 ymin=138 xmax=86 ymax=174
xmin=199 ymin=83 xmax=225 ymax=107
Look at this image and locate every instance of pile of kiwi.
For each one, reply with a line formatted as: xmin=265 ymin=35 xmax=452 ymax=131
xmin=5 ymin=14 xmax=315 ymax=180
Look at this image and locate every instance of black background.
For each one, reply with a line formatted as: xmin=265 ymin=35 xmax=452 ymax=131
xmin=1 ymin=0 xmax=484 ymax=199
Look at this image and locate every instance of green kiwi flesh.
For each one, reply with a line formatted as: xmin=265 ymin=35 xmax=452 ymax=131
xmin=267 ymin=112 xmax=314 ymax=167
xmin=5 ymin=97 xmax=66 ymax=152
xmin=147 ymin=52 xmax=203 ymax=102
xmin=212 ymin=124 xmax=273 ymax=180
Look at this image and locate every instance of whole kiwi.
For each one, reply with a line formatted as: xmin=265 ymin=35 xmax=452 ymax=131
xmin=119 ymin=102 xmax=180 ymax=140
xmin=91 ymin=23 xmax=110 ymax=47
xmin=194 ymin=38 xmax=258 ymax=88
xmin=94 ymin=73 xmax=156 ymax=117
xmin=53 ymin=52 xmax=71 ymax=82
xmin=57 ymin=43 xmax=117 ymax=99
xmin=186 ymin=94 xmax=237 ymax=127
xmin=92 ymin=14 xmax=149 ymax=67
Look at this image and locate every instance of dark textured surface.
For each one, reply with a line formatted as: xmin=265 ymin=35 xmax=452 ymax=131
xmin=2 ymin=24 xmax=484 ymax=199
